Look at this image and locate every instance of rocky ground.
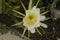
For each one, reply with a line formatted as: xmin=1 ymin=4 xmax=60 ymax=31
xmin=0 ymin=23 xmax=31 ymax=40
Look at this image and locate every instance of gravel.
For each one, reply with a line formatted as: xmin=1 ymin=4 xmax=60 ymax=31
xmin=0 ymin=31 xmax=23 ymax=40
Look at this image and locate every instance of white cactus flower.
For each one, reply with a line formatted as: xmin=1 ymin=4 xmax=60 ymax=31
xmin=12 ymin=0 xmax=49 ymax=37
xmin=23 ymin=6 xmax=47 ymax=33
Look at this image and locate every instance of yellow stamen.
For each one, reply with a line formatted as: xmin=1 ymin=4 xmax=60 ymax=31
xmin=24 ymin=12 xmax=37 ymax=25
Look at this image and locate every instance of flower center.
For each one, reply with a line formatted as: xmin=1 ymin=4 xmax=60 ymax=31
xmin=29 ymin=15 xmax=33 ymax=20
xmin=24 ymin=12 xmax=37 ymax=25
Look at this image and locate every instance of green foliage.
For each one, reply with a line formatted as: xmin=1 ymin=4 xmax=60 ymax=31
xmin=0 ymin=0 xmax=2 ymax=14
